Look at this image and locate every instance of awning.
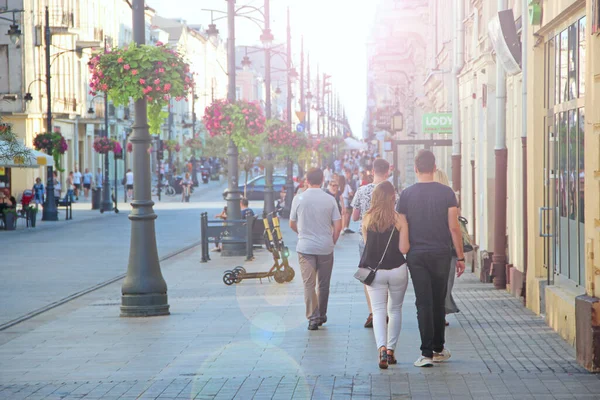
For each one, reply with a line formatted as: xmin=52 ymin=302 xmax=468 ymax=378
xmin=0 ymin=141 xmax=54 ymax=168
xmin=344 ymin=137 xmax=368 ymax=150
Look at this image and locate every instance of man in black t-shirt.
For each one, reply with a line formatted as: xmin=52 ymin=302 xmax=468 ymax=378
xmin=396 ymin=150 xmax=465 ymax=368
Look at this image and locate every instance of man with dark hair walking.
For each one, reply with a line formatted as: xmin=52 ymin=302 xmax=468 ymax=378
xmin=352 ymin=158 xmax=391 ymax=328
xmin=396 ymin=149 xmax=465 ymax=367
xmin=290 ymin=168 xmax=342 ymax=331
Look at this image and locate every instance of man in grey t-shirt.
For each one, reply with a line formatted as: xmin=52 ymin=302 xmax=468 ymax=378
xmin=290 ymin=168 xmax=342 ymax=331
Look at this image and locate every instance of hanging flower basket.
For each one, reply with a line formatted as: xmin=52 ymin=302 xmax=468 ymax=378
xmin=127 ymin=142 xmax=133 ymax=153
xmin=266 ymin=119 xmax=308 ymax=161
xmin=184 ymin=137 xmax=202 ymax=150
xmin=164 ymin=139 xmax=181 ymax=153
xmin=33 ymin=132 xmax=68 ymax=172
xmin=93 ymin=137 xmax=120 ymax=154
xmin=88 ymin=42 xmax=194 ymax=135
xmin=203 ymin=99 xmax=265 ymax=149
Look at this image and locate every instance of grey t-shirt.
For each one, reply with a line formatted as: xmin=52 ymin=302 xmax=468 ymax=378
xmin=291 ymin=188 xmax=341 ymax=255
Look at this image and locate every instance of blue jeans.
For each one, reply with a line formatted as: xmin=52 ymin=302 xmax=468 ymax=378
xmin=67 ymin=189 xmax=75 ymax=202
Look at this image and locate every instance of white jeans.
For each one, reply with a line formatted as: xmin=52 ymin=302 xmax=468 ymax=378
xmin=366 ymin=264 xmax=409 ymax=351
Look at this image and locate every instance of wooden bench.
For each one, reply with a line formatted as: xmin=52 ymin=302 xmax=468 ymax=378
xmin=200 ymin=213 xmax=264 ymax=262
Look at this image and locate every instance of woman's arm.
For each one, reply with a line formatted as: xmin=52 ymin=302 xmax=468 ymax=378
xmin=397 ymin=214 xmax=410 ymax=254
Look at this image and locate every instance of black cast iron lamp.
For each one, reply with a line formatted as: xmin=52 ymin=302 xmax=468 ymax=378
xmin=7 ymin=24 xmax=21 ymax=45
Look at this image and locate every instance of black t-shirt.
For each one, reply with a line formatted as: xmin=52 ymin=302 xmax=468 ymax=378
xmin=360 ymin=227 xmax=406 ymax=270
xmin=396 ymin=182 xmax=457 ymax=255
xmin=241 ymin=208 xmax=255 ymax=219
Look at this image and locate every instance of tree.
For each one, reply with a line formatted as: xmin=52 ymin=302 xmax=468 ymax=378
xmin=0 ymin=116 xmax=31 ymax=165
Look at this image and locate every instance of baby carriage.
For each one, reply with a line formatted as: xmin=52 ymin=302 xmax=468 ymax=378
xmin=21 ymin=189 xmax=34 ymax=208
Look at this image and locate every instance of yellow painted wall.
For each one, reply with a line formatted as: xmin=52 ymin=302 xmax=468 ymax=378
xmin=545 ymin=285 xmax=578 ymax=346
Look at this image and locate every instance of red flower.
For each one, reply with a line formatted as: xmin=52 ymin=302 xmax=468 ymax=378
xmin=123 ymin=64 xmax=131 ymax=70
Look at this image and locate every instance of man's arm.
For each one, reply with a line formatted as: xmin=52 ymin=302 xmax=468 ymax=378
xmin=333 ymin=219 xmax=342 ymax=244
xmin=289 ymin=220 xmax=298 ymax=234
xmin=448 ymin=206 xmax=465 ymax=277
xmin=352 ymin=207 xmax=361 ymax=222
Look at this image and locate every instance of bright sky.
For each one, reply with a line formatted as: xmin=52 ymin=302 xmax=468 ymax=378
xmin=147 ymin=0 xmax=379 ymax=137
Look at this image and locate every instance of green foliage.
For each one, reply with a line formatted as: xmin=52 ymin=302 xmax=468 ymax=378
xmin=0 ymin=117 xmax=32 ymax=166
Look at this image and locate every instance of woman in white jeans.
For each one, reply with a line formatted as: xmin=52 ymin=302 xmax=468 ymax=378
xmin=359 ymin=181 xmax=410 ymax=369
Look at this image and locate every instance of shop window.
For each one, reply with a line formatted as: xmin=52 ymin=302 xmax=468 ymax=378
xmin=554 ymin=34 xmax=560 ymax=105
xmin=568 ymin=110 xmax=577 ymax=222
xmin=558 ymin=112 xmax=567 ymax=219
xmin=0 ymin=45 xmax=9 ymax=94
xmin=579 ymin=17 xmax=586 ymax=97
xmin=559 ymin=30 xmax=568 ymax=104
xmin=578 ymin=108 xmax=585 ymax=224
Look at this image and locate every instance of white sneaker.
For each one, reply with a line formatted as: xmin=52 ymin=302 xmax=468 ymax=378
xmin=433 ymin=349 xmax=451 ymax=363
xmin=413 ymin=356 xmax=434 ymax=367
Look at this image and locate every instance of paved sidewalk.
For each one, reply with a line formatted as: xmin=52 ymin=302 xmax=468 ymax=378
xmin=0 ymin=223 xmax=598 ymax=399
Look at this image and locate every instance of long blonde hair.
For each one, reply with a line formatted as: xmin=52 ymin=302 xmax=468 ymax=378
xmin=434 ymin=169 xmax=449 ymax=186
xmin=362 ymin=181 xmax=400 ymax=236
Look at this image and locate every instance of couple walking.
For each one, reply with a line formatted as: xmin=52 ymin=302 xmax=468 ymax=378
xmin=290 ymin=150 xmax=465 ymax=369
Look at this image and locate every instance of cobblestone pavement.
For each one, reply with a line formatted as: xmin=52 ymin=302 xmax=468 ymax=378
xmin=1 ymin=222 xmax=598 ymax=399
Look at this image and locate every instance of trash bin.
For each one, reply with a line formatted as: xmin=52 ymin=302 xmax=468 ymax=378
xmin=91 ymin=188 xmax=101 ymax=210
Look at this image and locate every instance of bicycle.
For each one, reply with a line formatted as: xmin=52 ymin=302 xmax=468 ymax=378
xmin=151 ymin=181 xmax=176 ymax=196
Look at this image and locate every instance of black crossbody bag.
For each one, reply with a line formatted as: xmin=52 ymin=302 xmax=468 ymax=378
xmin=354 ymin=228 xmax=395 ymax=286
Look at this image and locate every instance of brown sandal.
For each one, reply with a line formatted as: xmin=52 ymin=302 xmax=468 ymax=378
xmin=379 ymin=347 xmax=388 ymax=369
xmin=387 ymin=350 xmax=397 ymax=365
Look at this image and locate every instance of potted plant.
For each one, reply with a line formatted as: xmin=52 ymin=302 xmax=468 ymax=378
xmin=2 ymin=208 xmax=18 ymax=231
xmin=24 ymin=205 xmax=37 ymax=227
xmin=89 ymin=42 xmax=194 ymax=135
xmin=32 ymin=132 xmax=68 ymax=172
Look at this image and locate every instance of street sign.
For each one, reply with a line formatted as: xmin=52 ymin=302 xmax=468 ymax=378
xmin=296 ymin=123 xmax=305 ymax=133
xmin=295 ymin=111 xmax=306 ymax=122
xmin=422 ymin=113 xmax=452 ymax=134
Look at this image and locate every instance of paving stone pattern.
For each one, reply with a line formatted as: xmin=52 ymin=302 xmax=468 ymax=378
xmin=0 ymin=223 xmax=598 ymax=400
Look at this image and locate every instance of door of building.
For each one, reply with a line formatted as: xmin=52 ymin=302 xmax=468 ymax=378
xmin=541 ymin=18 xmax=586 ymax=288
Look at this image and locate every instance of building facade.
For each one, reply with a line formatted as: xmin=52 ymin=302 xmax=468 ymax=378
xmin=0 ymin=0 xmax=229 ymax=197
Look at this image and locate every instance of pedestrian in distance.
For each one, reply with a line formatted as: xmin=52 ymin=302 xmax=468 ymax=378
xmin=212 ymin=206 xmax=227 ymax=252
xmin=53 ymin=171 xmax=62 ymax=200
xmin=181 ymin=172 xmax=192 ymax=202
xmin=359 ymin=181 xmax=410 ymax=369
xmin=32 ymin=177 xmax=44 ymax=209
xmin=342 ymin=168 xmax=356 ymax=234
xmin=240 ymin=197 xmax=254 ymax=219
xmin=83 ymin=168 xmax=93 ymax=200
xmin=66 ymin=172 xmax=74 ymax=202
xmin=72 ymin=167 xmax=82 ymax=200
xmin=95 ymin=168 xmax=103 ymax=190
xmin=433 ymin=169 xmax=461 ymax=325
xmin=396 ymin=149 xmax=465 ymax=368
xmin=325 ymin=179 xmax=342 ymax=214
xmin=352 ymin=158 xmax=391 ymax=328
xmin=125 ymin=169 xmax=134 ymax=201
xmin=290 ymin=168 xmax=342 ymax=331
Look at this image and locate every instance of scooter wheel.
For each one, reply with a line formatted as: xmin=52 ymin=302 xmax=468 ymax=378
xmin=234 ymin=266 xmax=246 ymax=274
xmin=284 ymin=267 xmax=295 ymax=282
xmin=114 ymin=209 xmax=119 ymax=214
xmin=223 ymin=272 xmax=235 ymax=286
xmin=274 ymin=270 xmax=286 ymax=284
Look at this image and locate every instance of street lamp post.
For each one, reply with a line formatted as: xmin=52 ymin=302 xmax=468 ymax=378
xmin=281 ymin=8 xmax=294 ymax=219
xmin=262 ymin=0 xmax=275 ymax=216
xmin=223 ymin=0 xmax=244 ymax=256
xmin=101 ymin=90 xmax=112 ymax=212
xmin=41 ymin=7 xmax=58 ymax=222
xmin=120 ymin=0 xmax=169 ymax=317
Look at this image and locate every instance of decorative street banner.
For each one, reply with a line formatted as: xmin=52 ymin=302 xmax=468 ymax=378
xmin=423 ymin=113 xmax=452 ymax=134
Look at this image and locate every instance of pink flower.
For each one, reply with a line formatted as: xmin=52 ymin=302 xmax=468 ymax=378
xmin=154 ymin=79 xmax=160 ymax=85
xmin=117 ymin=57 xmax=124 ymax=63
xmin=156 ymin=41 xmax=164 ymax=46
xmin=131 ymin=69 xmax=138 ymax=75
xmin=163 ymin=95 xmax=170 ymax=100
xmin=163 ymin=83 xmax=171 ymax=91
xmin=123 ymin=64 xmax=131 ymax=70
xmin=139 ymin=79 xmax=146 ymax=85
xmin=101 ymin=84 xmax=108 ymax=91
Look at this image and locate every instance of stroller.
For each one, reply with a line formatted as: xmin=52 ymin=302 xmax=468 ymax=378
xmin=21 ymin=189 xmax=34 ymax=208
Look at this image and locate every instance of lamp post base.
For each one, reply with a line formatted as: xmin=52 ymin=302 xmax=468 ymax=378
xmin=120 ymin=293 xmax=170 ymax=317
xmin=41 ymin=209 xmax=58 ymax=221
